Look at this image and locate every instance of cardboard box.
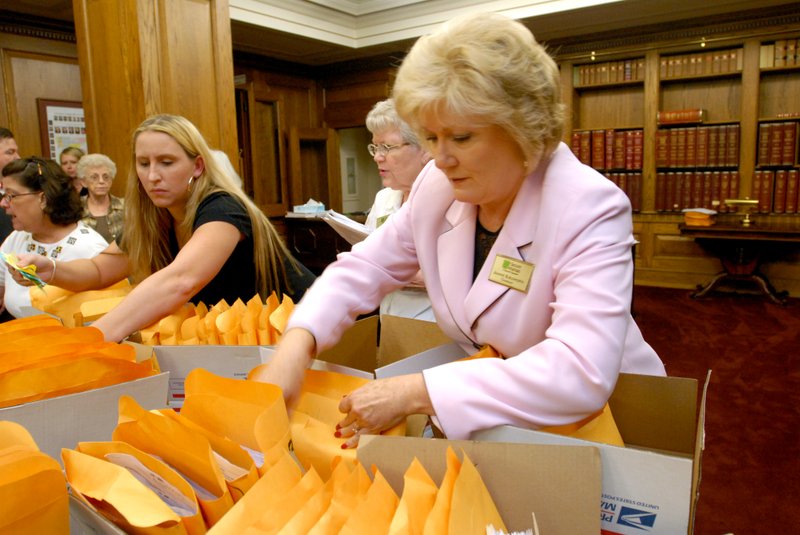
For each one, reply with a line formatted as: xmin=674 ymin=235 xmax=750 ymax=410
xmin=69 ymin=495 xmax=125 ymax=535
xmin=0 ymin=344 xmax=169 ymax=463
xmin=314 ymin=314 xmax=456 ymax=372
xmin=70 ymin=435 xmax=602 ymax=535
xmin=153 ymin=314 xmax=458 ymax=408
xmin=473 ymin=372 xmax=710 ymax=535
xmin=153 ymin=345 xmax=264 ymax=408
xmin=357 ymin=434 xmax=602 ymax=534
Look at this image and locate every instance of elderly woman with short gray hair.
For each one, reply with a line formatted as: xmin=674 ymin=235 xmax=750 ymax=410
xmin=77 ymin=153 xmax=125 ymax=243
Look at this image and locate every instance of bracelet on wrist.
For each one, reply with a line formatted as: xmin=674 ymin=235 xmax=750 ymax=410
xmin=48 ymin=257 xmax=57 ymax=284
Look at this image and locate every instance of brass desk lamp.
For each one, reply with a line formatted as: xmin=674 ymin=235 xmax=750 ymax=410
xmin=724 ymin=198 xmax=759 ymax=227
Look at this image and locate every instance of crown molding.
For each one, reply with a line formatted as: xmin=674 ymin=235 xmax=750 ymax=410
xmin=229 ymin=0 xmax=623 ymax=49
xmin=0 ymin=10 xmax=75 ymax=43
xmin=545 ymin=2 xmax=800 ymax=59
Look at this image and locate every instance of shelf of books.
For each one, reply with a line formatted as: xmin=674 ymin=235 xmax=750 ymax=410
xmin=569 ymin=56 xmax=646 ymax=211
xmin=557 ymin=20 xmax=800 ymax=294
xmin=654 ymin=116 xmax=741 ymax=213
xmin=570 ymin=128 xmax=643 ymax=212
xmin=757 ymin=38 xmax=800 ymax=216
xmin=659 ymin=47 xmax=743 ymax=81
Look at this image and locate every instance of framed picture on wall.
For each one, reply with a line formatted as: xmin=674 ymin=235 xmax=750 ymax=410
xmin=36 ymin=99 xmax=88 ymax=161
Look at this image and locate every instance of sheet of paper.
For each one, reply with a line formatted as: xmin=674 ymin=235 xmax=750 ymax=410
xmin=320 ymin=210 xmax=370 ymax=245
xmin=104 ymin=452 xmax=197 ymax=517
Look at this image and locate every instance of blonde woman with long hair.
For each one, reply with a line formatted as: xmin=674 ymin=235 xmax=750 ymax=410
xmin=12 ymin=114 xmax=314 ymax=341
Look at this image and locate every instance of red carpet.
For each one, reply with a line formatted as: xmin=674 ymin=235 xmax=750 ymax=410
xmin=633 ymin=285 xmax=800 ymax=535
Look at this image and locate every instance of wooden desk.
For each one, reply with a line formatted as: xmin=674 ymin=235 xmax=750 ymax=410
xmin=284 ymin=216 xmax=352 ymax=275
xmin=679 ymin=219 xmax=800 ymax=304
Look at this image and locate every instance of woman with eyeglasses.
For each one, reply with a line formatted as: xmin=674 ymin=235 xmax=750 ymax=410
xmin=364 ymin=99 xmax=434 ymax=321
xmin=10 ymin=114 xmax=315 ymax=341
xmin=77 ymin=153 xmax=125 ymax=243
xmin=0 ymin=157 xmax=107 ymax=319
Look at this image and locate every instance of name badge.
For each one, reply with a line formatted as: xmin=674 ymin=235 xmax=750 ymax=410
xmin=488 ymin=254 xmax=534 ymax=293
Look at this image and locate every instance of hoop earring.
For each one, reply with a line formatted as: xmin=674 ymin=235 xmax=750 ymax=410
xmin=187 ymin=175 xmax=194 ymax=192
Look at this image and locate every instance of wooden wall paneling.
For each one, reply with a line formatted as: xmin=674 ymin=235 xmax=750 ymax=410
xmin=322 ymin=69 xmax=392 ymax=129
xmin=558 ymin=60 xmax=574 ymax=141
xmin=660 ymin=77 xmax=742 ymax=123
xmin=235 ymin=69 xmax=321 ymax=132
xmin=759 ymin=72 xmax=800 ymax=118
xmin=73 ymin=0 xmax=237 ymax=197
xmin=156 ymin=0 xmax=236 ymax=152
xmin=1 ymin=50 xmax=80 ymax=160
xmin=762 ymin=250 xmax=800 ymax=297
xmin=633 ymin=218 xmax=720 ymax=289
xmin=325 ymin=129 xmax=341 ymax=212
xmin=73 ymin=0 xmax=143 ymax=196
xmin=576 ymin=85 xmax=644 ymax=130
xmin=0 ymin=31 xmax=78 ymax=130
xmin=239 ymin=80 xmax=289 ymax=217
xmin=738 ymin=39 xmax=761 ymax=198
xmin=642 ymin=50 xmax=661 ymax=214
xmin=288 ymin=127 xmax=341 ymax=211
xmin=233 ymin=68 xmax=325 ymax=215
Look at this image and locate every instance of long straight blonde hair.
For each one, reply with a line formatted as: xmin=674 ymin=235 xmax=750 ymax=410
xmin=120 ymin=114 xmax=299 ymax=299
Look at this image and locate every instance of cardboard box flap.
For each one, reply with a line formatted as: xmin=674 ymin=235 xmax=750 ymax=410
xmin=357 ymin=435 xmax=601 ymax=535
xmin=374 ymin=342 xmax=466 ymax=379
xmin=377 ymin=315 xmax=453 ymax=367
xmin=124 ymin=341 xmax=155 ymax=365
xmin=610 ymin=373 xmax=698 ymax=454
xmin=689 ymin=370 xmax=712 ymax=534
xmin=0 ymin=373 xmax=169 ymax=463
xmin=317 ymin=315 xmax=379 ymax=372
xmin=69 ymin=494 xmax=126 ymax=535
xmin=154 ymin=345 xmax=262 ymax=381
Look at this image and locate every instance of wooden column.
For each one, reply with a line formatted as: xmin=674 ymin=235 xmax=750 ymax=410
xmin=72 ymin=0 xmax=237 ymax=197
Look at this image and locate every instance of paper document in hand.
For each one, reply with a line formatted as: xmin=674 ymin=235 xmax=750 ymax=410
xmin=320 ymin=210 xmax=370 ymax=245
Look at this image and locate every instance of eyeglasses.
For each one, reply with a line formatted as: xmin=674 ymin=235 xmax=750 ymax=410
xmin=0 ymin=189 xmax=39 ymax=203
xmin=86 ymin=173 xmax=113 ymax=183
xmin=367 ymin=143 xmax=410 ymax=157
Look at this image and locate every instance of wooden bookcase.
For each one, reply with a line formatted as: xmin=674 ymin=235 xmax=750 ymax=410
xmin=557 ymin=28 xmax=800 ymax=296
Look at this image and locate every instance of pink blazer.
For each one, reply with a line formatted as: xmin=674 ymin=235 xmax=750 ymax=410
xmin=289 ymin=143 xmax=665 ymax=439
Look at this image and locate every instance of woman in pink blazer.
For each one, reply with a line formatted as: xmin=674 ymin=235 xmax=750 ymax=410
xmin=255 ymin=12 xmax=665 ymax=445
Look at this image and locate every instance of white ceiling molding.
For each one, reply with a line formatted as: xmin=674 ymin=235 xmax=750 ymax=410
xmin=306 ymin=0 xmax=429 ymax=17
xmin=229 ymin=0 xmax=624 ymax=49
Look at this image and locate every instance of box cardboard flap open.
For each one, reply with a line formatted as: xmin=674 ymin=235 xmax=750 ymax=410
xmin=317 ymin=315 xmax=379 ymax=372
xmin=472 ymin=371 xmax=710 ymax=535
xmin=357 ymin=434 xmax=601 ymax=535
xmin=0 ymin=372 xmax=168 ymax=463
xmin=689 ymin=370 xmax=712 ymax=533
xmin=374 ymin=342 xmax=466 ymax=379
xmin=69 ymin=494 xmax=126 ymax=535
xmin=376 ymin=315 xmax=453 ymax=367
xmin=609 ymin=373 xmax=698 ymax=454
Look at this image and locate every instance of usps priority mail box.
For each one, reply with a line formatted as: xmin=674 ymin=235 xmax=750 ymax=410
xmin=473 ymin=372 xmax=709 ymax=535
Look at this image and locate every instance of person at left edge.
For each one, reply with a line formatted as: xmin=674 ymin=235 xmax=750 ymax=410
xmin=0 ymin=127 xmax=21 ymax=242
xmin=12 ymin=114 xmax=315 ymax=341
